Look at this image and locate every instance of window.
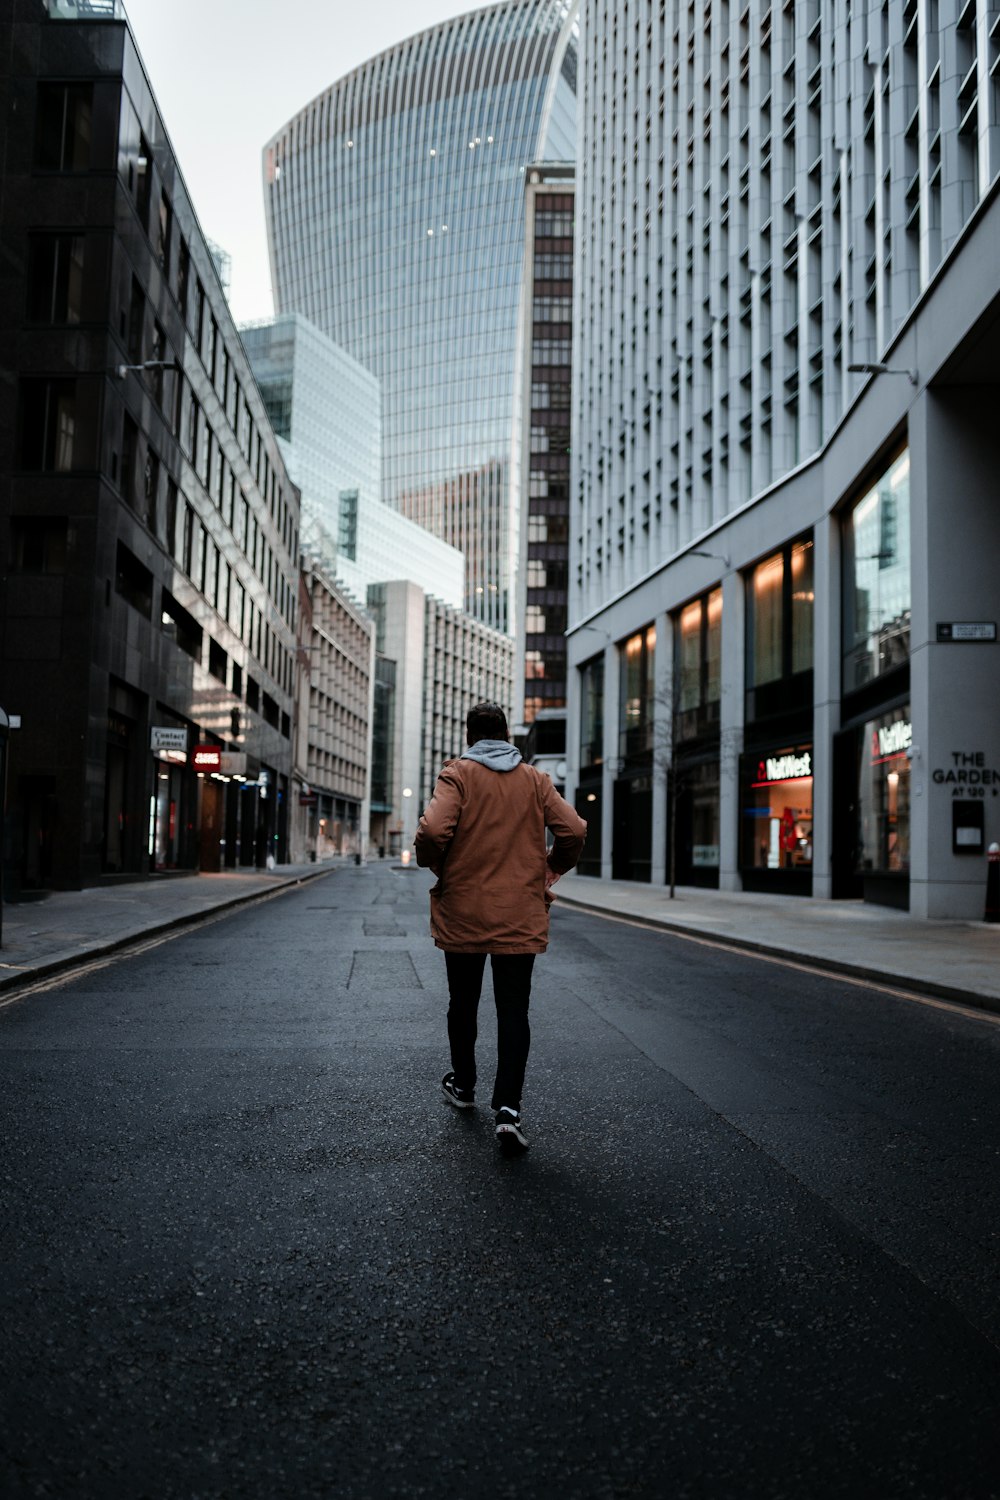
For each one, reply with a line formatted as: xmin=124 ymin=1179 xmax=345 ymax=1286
xmin=843 ymin=452 xmax=910 ymax=692
xmin=143 ymin=446 xmax=160 ymax=532
xmin=127 ymin=275 xmax=144 ymax=363
xmin=176 ymin=237 xmax=189 ymax=314
xmin=120 ymin=413 xmax=139 ymax=507
xmin=164 ymin=478 xmax=179 ymax=556
xmin=208 ymin=639 xmax=227 ymax=684
xmin=35 ymin=83 xmax=92 ymax=171
xmin=580 ymin=655 xmax=605 ymax=769
xmin=619 ymin=625 xmax=656 ymax=760
xmin=745 ymin=536 xmax=814 ymax=714
xmin=161 ymin=589 xmax=202 ymax=660
xmin=157 ymin=190 xmax=171 ymax=271
xmin=27 ymin=234 xmax=85 ymax=324
xmin=18 ymin=378 xmax=79 ymax=471
xmin=9 ymin=517 xmax=68 ymax=573
xmin=115 ymin=541 xmax=153 ymax=618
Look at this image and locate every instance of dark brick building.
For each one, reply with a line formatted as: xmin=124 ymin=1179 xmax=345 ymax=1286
xmin=0 ymin=0 xmax=299 ymax=890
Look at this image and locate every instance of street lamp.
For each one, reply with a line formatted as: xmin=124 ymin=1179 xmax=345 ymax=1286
xmin=114 ymin=359 xmax=181 ymax=379
xmin=689 ymin=548 xmax=731 ymax=569
xmin=847 ymin=361 xmax=918 ymax=386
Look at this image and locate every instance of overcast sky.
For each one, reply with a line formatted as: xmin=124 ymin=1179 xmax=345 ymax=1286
xmin=124 ymin=0 xmax=482 ymax=322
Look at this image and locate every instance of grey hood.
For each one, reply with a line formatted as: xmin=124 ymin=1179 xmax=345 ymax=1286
xmin=459 ymin=739 xmax=523 ymax=773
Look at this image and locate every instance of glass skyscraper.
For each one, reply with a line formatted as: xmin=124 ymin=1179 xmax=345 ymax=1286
xmin=263 ymin=0 xmax=578 ymax=631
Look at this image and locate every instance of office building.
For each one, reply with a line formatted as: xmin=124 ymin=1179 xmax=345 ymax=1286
xmin=0 ymin=0 xmax=298 ymax=889
xmin=568 ymin=0 xmax=1000 ymax=918
xmin=241 ymin=314 xmax=465 ymax=611
xmin=512 ymin=162 xmax=574 ymax=785
xmin=291 ymin=560 xmax=375 ymax=862
xmin=263 ymin=0 xmax=579 ymax=630
xmin=367 ymin=581 xmax=514 ymax=852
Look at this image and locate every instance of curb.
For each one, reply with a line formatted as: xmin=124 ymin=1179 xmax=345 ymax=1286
xmin=553 ymin=892 xmax=1000 ymax=1017
xmin=0 ymin=866 xmax=335 ymax=999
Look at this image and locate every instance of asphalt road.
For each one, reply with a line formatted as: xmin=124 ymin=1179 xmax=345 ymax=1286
xmin=2 ymin=861 xmax=999 ymax=1500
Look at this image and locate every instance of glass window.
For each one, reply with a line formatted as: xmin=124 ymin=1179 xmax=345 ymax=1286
xmin=35 ymin=83 xmax=92 ymax=171
xmin=619 ymin=624 xmax=656 ymax=759
xmin=674 ymin=587 xmax=722 ymax=717
xmin=742 ymin=746 xmax=814 ymax=872
xmin=27 ymin=234 xmax=85 ymax=324
xmin=843 ymin=452 xmax=911 ymax=691
xmin=751 ymin=552 xmax=784 ymax=686
xmin=9 ymin=516 xmax=68 ymax=573
xmin=580 ymin=654 xmax=604 ymax=769
xmin=18 ymin=378 xmax=78 ymax=471
xmin=857 ymin=708 xmax=912 ymax=875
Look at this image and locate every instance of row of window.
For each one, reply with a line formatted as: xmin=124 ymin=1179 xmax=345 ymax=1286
xmin=578 ymin=449 xmax=912 ymax=764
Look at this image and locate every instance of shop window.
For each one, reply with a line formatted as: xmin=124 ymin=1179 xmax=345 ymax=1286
xmin=843 ymin=451 xmax=911 ymax=693
xmin=27 ymin=234 xmax=85 ymax=324
xmin=35 ymin=83 xmax=92 ymax=171
xmin=741 ymin=745 xmax=814 ymax=875
xmin=161 ymin=590 xmax=202 ymax=661
xmin=9 ymin=517 xmax=68 ymax=573
xmin=115 ymin=541 xmax=153 ymax=619
xmin=579 ymin=654 xmax=604 ymax=769
xmin=746 ymin=535 xmax=814 ymax=721
xmin=18 ymin=378 xmax=79 ymax=472
xmin=619 ymin=624 xmax=656 ymax=761
xmin=858 ymin=707 xmax=911 ymax=876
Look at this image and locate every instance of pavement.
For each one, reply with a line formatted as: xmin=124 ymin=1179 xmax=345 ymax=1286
xmin=1 ymin=857 xmax=998 ymax=1010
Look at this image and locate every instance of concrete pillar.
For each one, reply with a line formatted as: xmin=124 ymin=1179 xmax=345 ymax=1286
xmin=650 ymin=608 xmax=671 ymax=885
xmin=601 ymin=640 xmax=620 ymax=881
xmin=909 ymin=387 xmax=1000 ymax=918
xmin=811 ymin=511 xmax=840 ymax=899
xmin=718 ymin=569 xmax=745 ymax=891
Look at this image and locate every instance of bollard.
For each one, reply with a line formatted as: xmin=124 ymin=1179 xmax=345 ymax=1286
xmin=985 ymin=842 xmax=1000 ymax=923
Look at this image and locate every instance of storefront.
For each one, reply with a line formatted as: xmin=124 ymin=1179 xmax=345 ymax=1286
xmin=740 ymin=537 xmax=814 ymax=894
xmin=741 ymin=743 xmax=814 ymax=894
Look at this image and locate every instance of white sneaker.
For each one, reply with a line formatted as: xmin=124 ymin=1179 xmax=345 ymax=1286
xmin=495 ymin=1106 xmax=529 ymax=1152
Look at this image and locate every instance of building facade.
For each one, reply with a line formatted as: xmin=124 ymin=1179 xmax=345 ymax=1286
xmin=0 ymin=0 xmax=299 ymax=889
xmin=568 ymin=0 xmax=1000 ymax=919
xmin=291 ymin=560 xmax=375 ymax=863
xmin=241 ymin=314 xmax=466 ymax=612
xmin=512 ymin=162 xmax=574 ymax=785
xmin=263 ymin=0 xmax=579 ymax=630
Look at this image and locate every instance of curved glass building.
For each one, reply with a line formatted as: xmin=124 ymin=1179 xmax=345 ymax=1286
xmin=264 ymin=0 xmax=578 ymax=631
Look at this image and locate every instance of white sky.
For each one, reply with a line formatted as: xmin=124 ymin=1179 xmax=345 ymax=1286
xmin=124 ymin=0 xmax=483 ymax=322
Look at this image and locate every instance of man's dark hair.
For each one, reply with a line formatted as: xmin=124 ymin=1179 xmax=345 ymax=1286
xmin=466 ymin=700 xmax=509 ymax=744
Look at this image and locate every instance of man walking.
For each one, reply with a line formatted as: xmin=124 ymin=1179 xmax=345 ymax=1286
xmin=414 ymin=701 xmax=586 ymax=1152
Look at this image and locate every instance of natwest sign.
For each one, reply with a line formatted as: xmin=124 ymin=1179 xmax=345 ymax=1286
xmin=755 ymin=749 xmax=812 ymax=785
xmin=192 ymin=743 xmax=222 ymax=772
xmin=871 ymin=720 xmax=912 ymax=762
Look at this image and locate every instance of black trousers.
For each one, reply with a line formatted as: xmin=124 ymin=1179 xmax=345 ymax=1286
xmin=444 ymin=952 xmax=536 ymax=1112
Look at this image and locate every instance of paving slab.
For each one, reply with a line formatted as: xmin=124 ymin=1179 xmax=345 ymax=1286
xmin=554 ymin=873 xmax=1000 ymax=1010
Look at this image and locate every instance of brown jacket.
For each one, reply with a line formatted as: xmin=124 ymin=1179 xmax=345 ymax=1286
xmin=414 ymin=754 xmax=587 ymax=954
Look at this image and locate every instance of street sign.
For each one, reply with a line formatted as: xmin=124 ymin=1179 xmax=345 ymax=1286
xmin=937 ymin=622 xmax=997 ymax=642
xmin=151 ymin=726 xmax=188 ymax=751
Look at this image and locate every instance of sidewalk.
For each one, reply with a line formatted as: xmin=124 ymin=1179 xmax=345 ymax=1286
xmin=0 ymin=860 xmax=338 ymax=995
xmin=555 ymin=873 xmax=1000 ymax=1012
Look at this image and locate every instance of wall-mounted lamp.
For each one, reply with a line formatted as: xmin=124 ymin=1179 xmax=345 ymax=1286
xmin=690 ymin=548 xmax=731 ymax=569
xmin=847 ymin=362 xmax=918 ymax=386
